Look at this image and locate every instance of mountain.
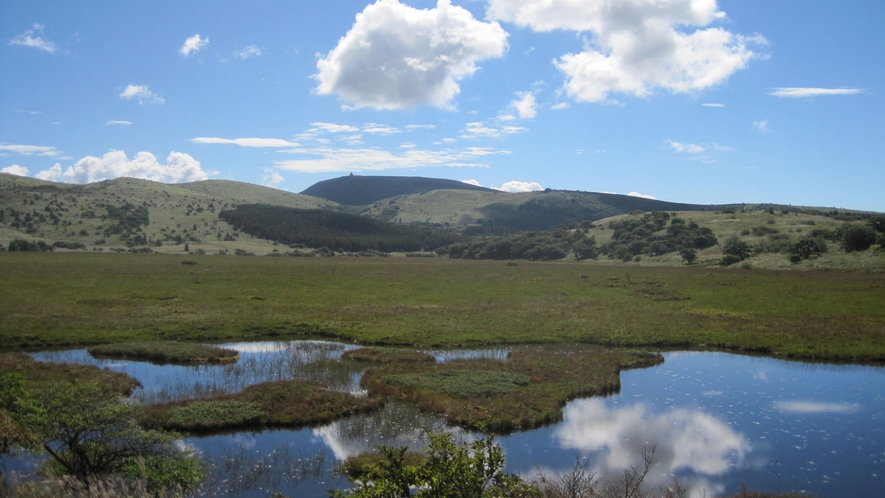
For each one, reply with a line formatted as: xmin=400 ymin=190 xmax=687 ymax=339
xmin=300 ymin=175 xmax=496 ymax=205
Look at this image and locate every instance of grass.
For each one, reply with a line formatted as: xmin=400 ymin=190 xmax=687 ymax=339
xmin=141 ymin=379 xmax=381 ymax=433
xmin=342 ymin=347 xmax=436 ymax=364
xmin=88 ymin=341 xmax=239 ymax=365
xmin=1 ymin=253 xmax=884 ymax=362
xmin=0 ymin=353 xmax=140 ymax=395
xmin=360 ymin=348 xmax=663 ymax=431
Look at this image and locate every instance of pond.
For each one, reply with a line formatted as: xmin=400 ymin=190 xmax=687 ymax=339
xmin=8 ymin=342 xmax=885 ymax=497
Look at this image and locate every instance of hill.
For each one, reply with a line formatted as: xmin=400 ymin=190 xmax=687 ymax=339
xmin=0 ymin=174 xmax=333 ymax=255
xmin=300 ymin=175 xmax=495 ymax=205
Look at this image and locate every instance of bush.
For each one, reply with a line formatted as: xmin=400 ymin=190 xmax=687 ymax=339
xmin=719 ymin=254 xmax=743 ymax=266
xmin=722 ymin=237 xmax=751 ymax=261
xmin=789 ymin=238 xmax=827 ymax=259
xmin=841 ymin=224 xmax=877 ymax=252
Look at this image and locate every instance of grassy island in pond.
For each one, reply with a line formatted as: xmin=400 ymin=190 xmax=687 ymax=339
xmin=88 ymin=341 xmax=239 ymax=365
xmin=141 ymin=379 xmax=381 ymax=433
xmin=355 ymin=347 xmax=663 ymax=431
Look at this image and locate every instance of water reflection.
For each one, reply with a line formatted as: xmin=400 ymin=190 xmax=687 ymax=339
xmin=31 ymin=341 xmax=363 ymax=404
xmin=554 ymin=399 xmax=750 ymax=476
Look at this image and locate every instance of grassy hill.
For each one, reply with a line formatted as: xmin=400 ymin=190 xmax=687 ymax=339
xmin=0 ymin=174 xmax=334 ymax=255
xmin=300 ymin=175 xmax=495 ymax=205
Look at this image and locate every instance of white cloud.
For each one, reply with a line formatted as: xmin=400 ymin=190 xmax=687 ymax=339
xmin=118 ymin=85 xmax=165 ymax=105
xmin=667 ymin=139 xmax=705 ymax=154
xmin=399 ymin=142 xmax=417 ymax=148
xmin=0 ymin=144 xmax=61 ymax=156
xmin=627 ymin=191 xmax=656 ymax=199
xmin=9 ymin=26 xmax=57 ymax=54
xmin=768 ymin=87 xmax=863 ymax=98
xmin=461 ymin=121 xmax=528 ymax=139
xmin=179 ymin=34 xmax=209 ymax=57
xmin=461 ymin=179 xmax=543 ymax=192
xmin=35 ymin=163 xmax=63 ymax=181
xmin=191 ymin=137 xmax=300 ymax=147
xmin=406 ymin=124 xmax=436 ymax=130
xmin=261 ymin=168 xmax=285 ymax=188
xmin=1 ymin=165 xmax=30 ymax=176
xmin=234 ymin=45 xmax=261 ymax=60
xmin=753 ymin=119 xmax=769 ymax=132
xmin=488 ymin=0 xmax=763 ymax=103
xmin=362 ymin=123 xmax=401 ymax=135
xmin=62 ymin=150 xmax=210 ymax=184
xmin=510 ymin=91 xmax=538 ymax=119
xmin=551 ymin=102 xmax=570 ymax=110
xmin=702 ymin=103 xmax=725 ymax=107
xmin=315 ymin=0 xmax=509 ymax=110
xmin=773 ymin=401 xmax=860 ymax=414
xmin=276 ymin=146 xmax=509 ymax=173
xmin=310 ymin=122 xmax=360 ymax=133
xmin=106 ymin=120 xmax=133 ymax=126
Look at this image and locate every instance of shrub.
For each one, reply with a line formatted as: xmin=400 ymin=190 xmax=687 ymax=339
xmin=719 ymin=254 xmax=743 ymax=266
xmin=722 ymin=237 xmax=751 ymax=261
xmin=841 ymin=224 xmax=877 ymax=252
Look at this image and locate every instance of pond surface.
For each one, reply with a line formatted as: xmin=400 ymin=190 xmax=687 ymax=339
xmin=11 ymin=342 xmax=885 ymax=497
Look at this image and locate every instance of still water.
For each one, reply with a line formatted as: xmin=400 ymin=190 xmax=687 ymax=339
xmin=16 ymin=342 xmax=885 ymax=497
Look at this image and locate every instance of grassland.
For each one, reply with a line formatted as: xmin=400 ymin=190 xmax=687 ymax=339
xmin=0 ymin=353 xmax=141 ymax=395
xmin=1 ymin=253 xmax=883 ymax=362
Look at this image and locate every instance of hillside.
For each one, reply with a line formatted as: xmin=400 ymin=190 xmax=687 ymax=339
xmin=0 ymin=174 xmax=334 ymax=255
xmin=300 ymin=175 xmax=495 ymax=205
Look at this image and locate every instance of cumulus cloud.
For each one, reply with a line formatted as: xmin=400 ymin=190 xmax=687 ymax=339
xmin=234 ymin=45 xmax=261 ymax=60
xmin=1 ymin=165 xmax=30 ymax=176
xmin=666 ymin=140 xmax=705 ymax=154
xmin=118 ymin=85 xmax=165 ymax=105
xmin=461 ymin=179 xmax=543 ymax=192
xmin=106 ymin=120 xmax=133 ymax=126
xmin=768 ymin=87 xmax=862 ymax=98
xmin=315 ymin=0 xmax=509 ymax=110
xmin=261 ymin=168 xmax=285 ymax=188
xmin=35 ymin=163 xmax=63 ymax=181
xmin=179 ymin=34 xmax=209 ymax=57
xmin=191 ymin=137 xmax=300 ymax=147
xmin=0 ymin=144 xmax=61 ymax=156
xmin=9 ymin=25 xmax=57 ymax=54
xmin=487 ymin=0 xmax=763 ymax=103
xmin=510 ymin=91 xmax=538 ymax=119
xmin=61 ymin=150 xmax=210 ymax=184
xmin=627 ymin=191 xmax=656 ymax=199
xmin=276 ymin=146 xmax=509 ymax=173
xmin=551 ymin=102 xmax=570 ymax=110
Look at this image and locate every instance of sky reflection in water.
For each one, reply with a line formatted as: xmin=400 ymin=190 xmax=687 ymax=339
xmin=19 ymin=343 xmax=885 ymax=497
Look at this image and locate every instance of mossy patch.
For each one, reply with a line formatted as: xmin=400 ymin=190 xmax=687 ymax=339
xmin=88 ymin=341 xmax=239 ymax=365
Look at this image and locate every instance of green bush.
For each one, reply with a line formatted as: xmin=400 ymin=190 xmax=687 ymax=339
xmin=722 ymin=237 xmax=751 ymax=260
xmin=719 ymin=254 xmax=743 ymax=266
xmin=841 ymin=224 xmax=877 ymax=252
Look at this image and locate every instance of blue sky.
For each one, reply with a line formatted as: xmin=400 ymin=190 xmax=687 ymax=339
xmin=1 ymin=0 xmax=882 ymax=211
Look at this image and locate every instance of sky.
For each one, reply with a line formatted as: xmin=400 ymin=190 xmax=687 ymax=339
xmin=1 ymin=0 xmax=882 ymax=211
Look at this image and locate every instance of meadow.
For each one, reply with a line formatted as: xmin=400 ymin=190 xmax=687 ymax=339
xmin=1 ymin=252 xmax=882 ymax=362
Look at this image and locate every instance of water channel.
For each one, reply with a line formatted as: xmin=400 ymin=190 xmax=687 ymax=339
xmin=7 ymin=341 xmax=884 ymax=497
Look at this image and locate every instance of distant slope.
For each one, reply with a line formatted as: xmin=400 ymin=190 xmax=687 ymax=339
xmin=301 ymin=175 xmax=495 ymax=205
xmin=0 ymin=174 xmax=335 ymax=254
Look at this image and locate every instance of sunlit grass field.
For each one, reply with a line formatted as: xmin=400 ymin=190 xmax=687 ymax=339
xmin=1 ymin=252 xmax=883 ymax=361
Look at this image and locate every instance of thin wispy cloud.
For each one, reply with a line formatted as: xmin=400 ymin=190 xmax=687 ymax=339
xmin=9 ymin=24 xmax=57 ymax=54
xmin=106 ymin=120 xmax=133 ymax=126
xmin=702 ymin=103 xmax=725 ymax=107
xmin=234 ymin=45 xmax=261 ymax=60
xmin=191 ymin=137 xmax=300 ymax=147
xmin=0 ymin=144 xmax=61 ymax=156
xmin=769 ymin=87 xmax=862 ymax=98
xmin=118 ymin=85 xmax=164 ymax=105
xmin=666 ymin=140 xmax=705 ymax=154
xmin=753 ymin=120 xmax=769 ymax=132
xmin=276 ymin=146 xmax=509 ymax=173
xmin=179 ymin=34 xmax=209 ymax=57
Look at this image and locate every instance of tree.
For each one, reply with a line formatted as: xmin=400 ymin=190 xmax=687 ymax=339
xmin=678 ymin=248 xmax=697 ymax=265
xmin=184 ymin=242 xmax=190 ymax=252
xmin=0 ymin=376 xmax=202 ymax=491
